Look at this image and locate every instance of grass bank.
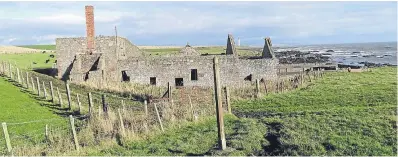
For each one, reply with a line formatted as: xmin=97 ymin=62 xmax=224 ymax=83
xmin=233 ymin=67 xmax=397 ymax=155
xmin=0 ymin=76 xmax=68 ymax=155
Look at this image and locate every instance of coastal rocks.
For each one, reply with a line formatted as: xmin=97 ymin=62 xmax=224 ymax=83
xmin=326 ymin=50 xmax=334 ymax=52
xmin=276 ymin=50 xmax=330 ymax=64
xmin=358 ymin=61 xmax=395 ymax=67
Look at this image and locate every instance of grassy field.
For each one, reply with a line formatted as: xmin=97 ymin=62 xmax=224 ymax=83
xmin=0 ymin=52 xmax=56 ymax=70
xmin=83 ymin=115 xmax=268 ymax=156
xmin=0 ymin=76 xmax=68 ymax=155
xmin=233 ymin=67 xmax=397 ymax=155
xmin=17 ymin=45 xmax=56 ymax=50
xmin=80 ymin=67 xmax=397 ymax=156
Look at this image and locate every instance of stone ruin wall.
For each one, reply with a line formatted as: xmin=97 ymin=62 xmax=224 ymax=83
xmin=118 ymin=55 xmax=278 ymax=87
xmin=56 ymin=36 xmax=143 ymax=82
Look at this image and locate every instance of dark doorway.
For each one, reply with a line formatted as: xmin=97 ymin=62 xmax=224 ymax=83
xmin=175 ymin=78 xmax=184 ymax=86
xmin=244 ymin=74 xmax=252 ymax=81
xmin=150 ymin=77 xmax=156 ymax=85
xmin=84 ymin=73 xmax=89 ymax=81
xmin=191 ymin=69 xmax=198 ymax=81
xmin=121 ymin=71 xmax=130 ymax=82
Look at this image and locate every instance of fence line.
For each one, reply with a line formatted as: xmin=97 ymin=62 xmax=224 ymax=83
xmin=0 ymin=60 xmax=326 ymax=154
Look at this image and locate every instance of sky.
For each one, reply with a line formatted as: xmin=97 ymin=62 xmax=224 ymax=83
xmin=0 ymin=1 xmax=396 ymax=46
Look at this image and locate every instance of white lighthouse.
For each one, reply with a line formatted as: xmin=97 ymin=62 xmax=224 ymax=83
xmin=237 ymin=38 xmax=240 ymax=47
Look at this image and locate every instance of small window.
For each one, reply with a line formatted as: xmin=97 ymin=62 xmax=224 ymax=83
xmin=150 ymin=77 xmax=156 ymax=85
xmin=244 ymin=74 xmax=252 ymax=81
xmin=175 ymin=78 xmax=184 ymax=86
xmin=121 ymin=71 xmax=130 ymax=82
xmin=191 ymin=69 xmax=198 ymax=81
xmin=84 ymin=73 xmax=89 ymax=81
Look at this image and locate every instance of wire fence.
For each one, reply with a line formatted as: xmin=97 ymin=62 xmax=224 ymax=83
xmin=0 ymin=60 xmax=326 ymax=155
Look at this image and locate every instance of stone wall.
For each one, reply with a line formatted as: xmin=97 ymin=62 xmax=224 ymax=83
xmin=118 ymin=55 xmax=278 ymax=87
xmin=56 ymin=36 xmax=143 ymax=81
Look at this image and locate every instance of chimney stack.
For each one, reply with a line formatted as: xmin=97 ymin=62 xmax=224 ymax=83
xmin=85 ymin=5 xmax=95 ymax=54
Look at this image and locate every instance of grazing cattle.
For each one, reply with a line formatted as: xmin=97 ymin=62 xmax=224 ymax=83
xmin=49 ymin=54 xmax=55 ymax=58
xmin=45 ymin=59 xmax=50 ymax=63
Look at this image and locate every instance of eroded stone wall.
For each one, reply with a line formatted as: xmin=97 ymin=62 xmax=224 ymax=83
xmin=56 ymin=36 xmax=143 ymax=81
xmin=118 ymin=55 xmax=278 ymax=87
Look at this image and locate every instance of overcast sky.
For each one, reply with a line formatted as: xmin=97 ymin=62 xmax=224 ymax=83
xmin=0 ymin=1 xmax=396 ymax=46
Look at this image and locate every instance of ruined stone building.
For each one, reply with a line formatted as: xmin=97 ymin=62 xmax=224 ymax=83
xmin=56 ymin=6 xmax=278 ymax=87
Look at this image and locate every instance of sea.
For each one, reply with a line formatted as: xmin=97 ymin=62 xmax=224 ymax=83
xmin=274 ymin=42 xmax=397 ymax=66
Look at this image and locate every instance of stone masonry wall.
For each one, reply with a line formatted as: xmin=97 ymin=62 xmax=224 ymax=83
xmin=118 ymin=55 xmax=278 ymax=87
xmin=56 ymin=36 xmax=143 ymax=81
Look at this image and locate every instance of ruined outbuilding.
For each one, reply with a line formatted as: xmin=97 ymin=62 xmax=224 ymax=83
xmin=262 ymin=37 xmax=276 ymax=59
xmin=56 ymin=6 xmax=279 ymax=87
xmin=179 ymin=43 xmax=200 ymax=56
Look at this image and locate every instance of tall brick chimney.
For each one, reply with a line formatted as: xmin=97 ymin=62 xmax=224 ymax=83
xmin=85 ymin=5 xmax=95 ymax=54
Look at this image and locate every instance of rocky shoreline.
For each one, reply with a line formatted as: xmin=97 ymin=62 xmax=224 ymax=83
xmin=275 ymin=50 xmax=331 ymax=64
xmin=275 ymin=50 xmax=396 ymax=67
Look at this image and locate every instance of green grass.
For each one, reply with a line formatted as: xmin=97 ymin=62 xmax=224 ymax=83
xmin=17 ymin=45 xmax=56 ymax=50
xmin=85 ymin=115 xmax=268 ymax=156
xmin=0 ymin=77 xmax=68 ymax=154
xmin=83 ymin=67 xmax=397 ymax=156
xmin=0 ymin=52 xmax=56 ymax=70
xmin=234 ymin=67 xmax=397 ymax=155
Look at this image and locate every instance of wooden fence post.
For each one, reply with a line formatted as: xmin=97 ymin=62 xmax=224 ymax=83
xmin=300 ymin=72 xmax=304 ymax=85
xmin=264 ymin=80 xmax=268 ymax=94
xmin=31 ymin=77 xmax=35 ymax=92
xmin=76 ymin=94 xmax=81 ymax=113
xmin=9 ymin=63 xmax=12 ymax=80
xmin=225 ymin=87 xmax=231 ymax=114
xmin=26 ymin=72 xmax=29 ymax=89
xmin=153 ymin=103 xmax=164 ymax=132
xmin=102 ymin=94 xmax=108 ymax=114
xmin=16 ymin=68 xmax=21 ymax=83
xmin=167 ymin=82 xmax=172 ymax=101
xmin=2 ymin=122 xmax=12 ymax=154
xmin=42 ymin=81 xmax=47 ymax=99
xmin=36 ymin=77 xmax=41 ymax=96
xmin=188 ymin=95 xmax=195 ymax=121
xmin=65 ymin=81 xmax=72 ymax=110
xmin=213 ymin=57 xmax=226 ymax=150
xmin=88 ymin=92 xmax=93 ymax=116
xmin=57 ymin=87 xmax=63 ymax=107
xmin=276 ymin=81 xmax=279 ymax=93
xmin=21 ymin=77 xmax=25 ymax=88
xmin=69 ymin=115 xmax=80 ymax=151
xmin=50 ymin=81 xmax=55 ymax=103
xmin=144 ymin=100 xmax=148 ymax=116
xmin=117 ymin=109 xmax=126 ymax=136
xmin=255 ymin=79 xmax=260 ymax=98
xmin=143 ymin=100 xmax=149 ymax=132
